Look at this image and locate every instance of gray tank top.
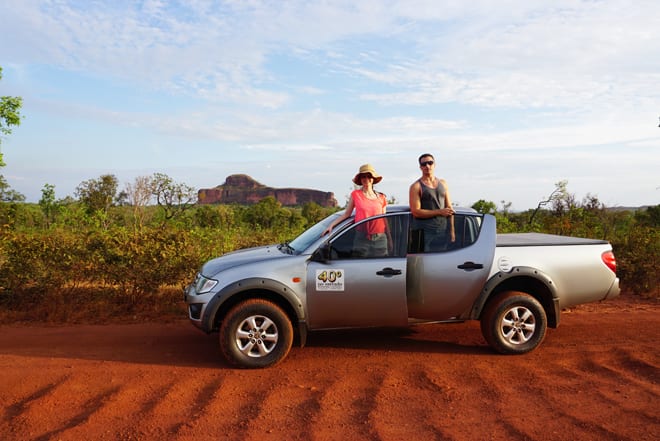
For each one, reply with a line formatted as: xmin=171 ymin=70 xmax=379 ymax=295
xmin=412 ymin=179 xmax=447 ymax=232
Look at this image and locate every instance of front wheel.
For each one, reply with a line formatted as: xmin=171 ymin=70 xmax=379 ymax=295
xmin=219 ymin=299 xmax=293 ymax=368
xmin=480 ymin=291 xmax=547 ymax=355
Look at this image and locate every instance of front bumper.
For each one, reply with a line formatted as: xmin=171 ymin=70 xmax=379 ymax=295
xmin=183 ymin=283 xmax=213 ymax=330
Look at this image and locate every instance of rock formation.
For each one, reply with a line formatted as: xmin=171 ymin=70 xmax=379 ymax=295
xmin=198 ymin=174 xmax=338 ymax=207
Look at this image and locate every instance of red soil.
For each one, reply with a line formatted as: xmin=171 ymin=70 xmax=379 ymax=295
xmin=0 ymin=295 xmax=658 ymax=441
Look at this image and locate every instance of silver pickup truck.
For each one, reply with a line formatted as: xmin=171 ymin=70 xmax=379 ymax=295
xmin=184 ymin=206 xmax=620 ymax=368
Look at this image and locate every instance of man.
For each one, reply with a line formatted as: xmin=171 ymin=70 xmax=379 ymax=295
xmin=409 ymin=153 xmax=455 ymax=252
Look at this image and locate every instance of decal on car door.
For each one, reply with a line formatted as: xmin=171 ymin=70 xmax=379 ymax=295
xmin=316 ymin=269 xmax=344 ymax=291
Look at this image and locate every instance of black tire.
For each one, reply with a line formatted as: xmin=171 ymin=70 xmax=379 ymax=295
xmin=219 ymin=299 xmax=293 ymax=368
xmin=480 ymin=291 xmax=547 ymax=355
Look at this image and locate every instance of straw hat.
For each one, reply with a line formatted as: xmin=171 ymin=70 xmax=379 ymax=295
xmin=352 ymin=163 xmax=383 ymax=185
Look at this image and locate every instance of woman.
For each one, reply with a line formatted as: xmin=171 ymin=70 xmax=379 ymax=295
xmin=322 ymin=164 xmax=389 ymax=257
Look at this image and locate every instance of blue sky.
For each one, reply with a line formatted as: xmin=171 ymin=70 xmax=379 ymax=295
xmin=1 ymin=0 xmax=658 ymax=210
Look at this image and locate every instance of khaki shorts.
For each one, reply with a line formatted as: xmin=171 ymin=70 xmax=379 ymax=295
xmin=354 ymin=232 xmax=388 ymax=257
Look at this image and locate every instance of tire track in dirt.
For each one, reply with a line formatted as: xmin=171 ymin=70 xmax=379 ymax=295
xmin=35 ymin=385 xmax=123 ymax=441
xmin=45 ymin=369 xmax=171 ymax=440
xmin=566 ymin=349 xmax=660 ymax=438
xmin=2 ymin=374 xmax=71 ymax=423
xmin=422 ymin=362 xmax=528 ymax=440
xmin=174 ymin=371 xmax=276 ymax=440
xmin=369 ymin=364 xmax=452 ymax=440
xmin=239 ymin=372 xmax=323 ymax=441
xmin=117 ymin=371 xmax=224 ymax=439
xmin=136 ymin=371 xmax=225 ymax=438
xmin=115 ymin=379 xmax=183 ymax=440
xmin=308 ymin=364 xmax=387 ymax=441
xmin=612 ymin=348 xmax=660 ymax=385
xmin=519 ymin=372 xmax=629 ymax=440
xmin=0 ymin=301 xmax=658 ymax=440
xmin=2 ymin=367 xmax=122 ymax=441
xmin=0 ymin=370 xmax=74 ymax=441
xmin=581 ymin=348 xmax=660 ymax=400
xmin=461 ymin=355 xmax=636 ymax=441
xmin=430 ymin=358 xmax=535 ymax=441
xmin=477 ymin=347 xmax=657 ymax=441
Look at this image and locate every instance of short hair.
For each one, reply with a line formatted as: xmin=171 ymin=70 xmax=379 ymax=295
xmin=418 ymin=153 xmax=434 ymax=164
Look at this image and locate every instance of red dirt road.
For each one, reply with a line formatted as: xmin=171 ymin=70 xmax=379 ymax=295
xmin=0 ymin=296 xmax=658 ymax=441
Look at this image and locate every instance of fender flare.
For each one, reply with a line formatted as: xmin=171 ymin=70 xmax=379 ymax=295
xmin=200 ymin=278 xmax=306 ymax=335
xmin=468 ymin=266 xmax=561 ymax=327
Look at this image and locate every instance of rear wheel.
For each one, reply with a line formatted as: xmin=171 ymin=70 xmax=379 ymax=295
xmin=481 ymin=291 xmax=547 ymax=355
xmin=219 ymin=299 xmax=293 ymax=368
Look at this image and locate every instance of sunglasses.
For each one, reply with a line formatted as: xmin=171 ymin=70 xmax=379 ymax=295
xmin=420 ymin=160 xmax=434 ymax=167
xmin=359 ymin=174 xmax=373 ymax=179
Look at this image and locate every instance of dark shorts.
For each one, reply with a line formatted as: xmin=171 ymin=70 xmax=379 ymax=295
xmin=354 ymin=232 xmax=388 ymax=257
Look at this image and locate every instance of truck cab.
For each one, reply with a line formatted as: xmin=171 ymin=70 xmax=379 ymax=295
xmin=305 ymin=206 xmax=495 ymax=329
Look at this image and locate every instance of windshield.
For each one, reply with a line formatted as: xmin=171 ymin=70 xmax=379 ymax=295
xmin=288 ymin=211 xmax=346 ymax=253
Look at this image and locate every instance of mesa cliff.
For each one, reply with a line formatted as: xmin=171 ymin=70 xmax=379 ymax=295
xmin=197 ymin=174 xmax=338 ymax=207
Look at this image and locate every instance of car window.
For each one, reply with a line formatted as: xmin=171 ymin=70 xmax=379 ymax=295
xmin=329 ymin=214 xmax=408 ymax=259
xmin=289 ymin=211 xmax=343 ymax=253
xmin=408 ymin=213 xmax=482 ymax=253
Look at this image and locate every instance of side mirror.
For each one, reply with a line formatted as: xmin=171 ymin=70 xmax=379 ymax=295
xmin=311 ymin=243 xmax=331 ymax=263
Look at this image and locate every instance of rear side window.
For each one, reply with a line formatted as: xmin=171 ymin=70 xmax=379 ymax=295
xmin=408 ymin=213 xmax=482 ymax=253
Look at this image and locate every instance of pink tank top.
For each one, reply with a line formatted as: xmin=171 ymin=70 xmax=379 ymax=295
xmin=352 ymin=190 xmax=387 ymax=235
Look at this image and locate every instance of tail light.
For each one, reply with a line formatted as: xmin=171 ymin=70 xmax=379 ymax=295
xmin=602 ymin=251 xmax=617 ymax=273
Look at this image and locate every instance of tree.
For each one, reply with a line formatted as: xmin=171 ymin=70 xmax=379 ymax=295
xmin=301 ymin=201 xmax=326 ymax=227
xmin=244 ymin=196 xmax=283 ymax=229
xmin=150 ymin=172 xmax=197 ymax=222
xmin=125 ymin=175 xmax=154 ymax=230
xmin=0 ymin=66 xmax=23 ymax=167
xmin=0 ymin=175 xmax=25 ymax=202
xmin=529 ymin=180 xmax=568 ymax=225
xmin=0 ymin=66 xmax=24 ymax=200
xmin=75 ymin=174 xmax=119 ymax=215
xmin=635 ymin=204 xmax=660 ymax=228
xmin=39 ymin=183 xmax=58 ymax=227
xmin=471 ymin=199 xmax=497 ymax=215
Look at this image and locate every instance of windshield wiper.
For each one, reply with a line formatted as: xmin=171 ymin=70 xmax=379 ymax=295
xmin=277 ymin=242 xmax=295 ymax=255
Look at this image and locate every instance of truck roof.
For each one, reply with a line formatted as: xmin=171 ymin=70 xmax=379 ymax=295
xmin=385 ymin=205 xmax=477 ymax=215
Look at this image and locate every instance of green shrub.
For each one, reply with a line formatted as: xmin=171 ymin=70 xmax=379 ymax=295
xmin=1 ymin=201 xmax=657 ymax=324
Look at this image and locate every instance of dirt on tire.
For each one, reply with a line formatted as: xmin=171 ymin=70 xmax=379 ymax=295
xmin=0 ymin=295 xmax=658 ymax=441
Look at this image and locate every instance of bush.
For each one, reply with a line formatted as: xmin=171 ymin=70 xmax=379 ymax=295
xmin=0 ymin=200 xmax=657 ymax=324
xmin=612 ymin=221 xmax=659 ymax=298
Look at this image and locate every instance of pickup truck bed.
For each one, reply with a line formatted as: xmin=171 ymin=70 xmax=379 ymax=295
xmin=497 ymin=233 xmax=608 ymax=247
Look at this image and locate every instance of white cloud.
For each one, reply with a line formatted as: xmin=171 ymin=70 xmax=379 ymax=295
xmin=4 ymin=1 xmax=659 ymax=112
xmin=1 ymin=0 xmax=658 ymax=209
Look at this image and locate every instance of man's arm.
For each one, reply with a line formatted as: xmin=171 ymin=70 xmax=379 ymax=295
xmin=442 ymin=179 xmax=456 ymax=242
xmin=409 ymin=181 xmax=437 ymax=218
xmin=409 ymin=180 xmax=455 ymax=219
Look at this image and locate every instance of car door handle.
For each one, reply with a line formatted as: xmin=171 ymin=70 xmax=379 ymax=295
xmin=457 ymin=261 xmax=484 ymax=270
xmin=377 ymin=267 xmax=402 ymax=276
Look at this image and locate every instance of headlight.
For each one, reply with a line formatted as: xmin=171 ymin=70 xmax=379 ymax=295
xmin=194 ymin=274 xmax=218 ymax=294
